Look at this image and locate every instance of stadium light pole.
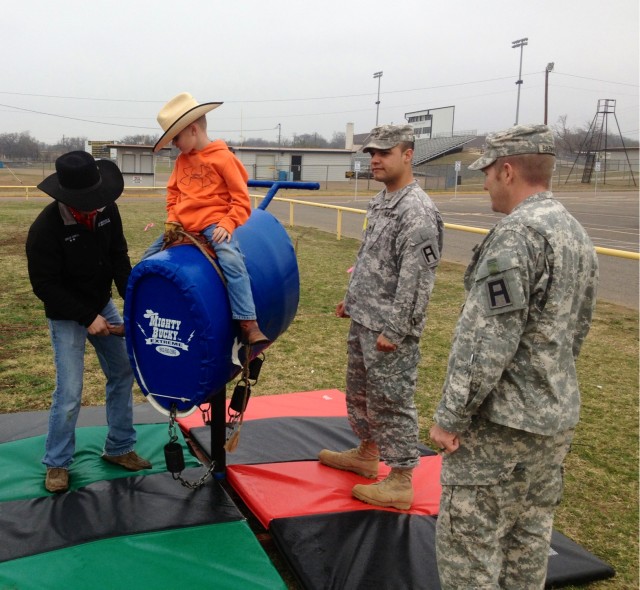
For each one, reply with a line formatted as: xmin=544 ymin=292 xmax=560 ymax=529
xmin=544 ymin=62 xmax=554 ymax=125
xmin=373 ymin=71 xmax=383 ymax=126
xmin=512 ymin=38 xmax=528 ymax=125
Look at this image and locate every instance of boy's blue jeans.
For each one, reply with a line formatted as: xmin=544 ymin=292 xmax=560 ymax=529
xmin=43 ymin=299 xmax=137 ymax=469
xmin=142 ymin=223 xmax=257 ymax=320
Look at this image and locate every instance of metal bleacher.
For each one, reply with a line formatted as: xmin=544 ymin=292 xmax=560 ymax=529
xmin=412 ymin=135 xmax=477 ymax=166
xmin=353 ymin=135 xmax=477 ymax=171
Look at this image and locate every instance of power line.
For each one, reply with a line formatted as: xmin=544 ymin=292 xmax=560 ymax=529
xmin=0 ymin=102 xmax=281 ymax=134
xmin=1 ymin=71 xmax=635 ymax=108
xmin=551 ymin=84 xmax=639 ymax=97
xmin=0 ymin=91 xmax=161 ymax=103
xmin=0 ymin=72 xmax=549 ymax=106
xmin=0 ymin=102 xmax=157 ymax=130
xmin=554 ymin=72 xmax=639 ymax=88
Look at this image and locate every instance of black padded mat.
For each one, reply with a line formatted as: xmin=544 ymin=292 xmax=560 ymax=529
xmin=271 ymin=511 xmax=441 ymax=590
xmin=547 ymin=529 xmax=616 ymax=586
xmin=189 ymin=416 xmax=436 ymax=465
xmin=0 ymin=403 xmax=163 ymax=443
xmin=270 ymin=512 xmax=615 ymax=590
xmin=0 ymin=468 xmax=242 ymax=562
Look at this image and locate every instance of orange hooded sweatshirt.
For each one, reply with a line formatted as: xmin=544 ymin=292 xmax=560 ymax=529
xmin=166 ymin=139 xmax=251 ymax=235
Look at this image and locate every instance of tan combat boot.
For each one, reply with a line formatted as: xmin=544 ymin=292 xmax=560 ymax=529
xmin=317 ymin=440 xmax=380 ymax=479
xmin=351 ymin=467 xmax=414 ymax=510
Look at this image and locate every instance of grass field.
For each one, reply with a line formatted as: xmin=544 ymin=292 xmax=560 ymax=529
xmin=0 ymin=197 xmax=638 ymax=589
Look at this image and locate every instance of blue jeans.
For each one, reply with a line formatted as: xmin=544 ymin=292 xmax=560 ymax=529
xmin=142 ymin=224 xmax=256 ymax=320
xmin=43 ymin=299 xmax=136 ymax=468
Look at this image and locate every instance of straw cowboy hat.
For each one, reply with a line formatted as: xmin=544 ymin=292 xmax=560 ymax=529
xmin=154 ymin=92 xmax=222 ymax=152
xmin=37 ymin=151 xmax=124 ymax=210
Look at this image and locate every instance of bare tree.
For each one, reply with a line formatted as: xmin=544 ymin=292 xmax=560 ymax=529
xmin=54 ymin=136 xmax=87 ymax=151
xmin=292 ymin=133 xmax=329 ymax=148
xmin=119 ymin=134 xmax=159 ymax=145
xmin=552 ymin=115 xmax=585 ymax=156
xmin=0 ymin=132 xmax=41 ymax=160
xmin=553 ymin=114 xmax=639 ymax=157
xmin=328 ymin=131 xmax=346 ymax=148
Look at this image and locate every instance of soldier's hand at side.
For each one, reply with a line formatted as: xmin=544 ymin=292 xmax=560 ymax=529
xmin=430 ymin=423 xmax=460 ymax=454
xmin=335 ymin=301 xmax=349 ymax=318
xmin=376 ymin=333 xmax=397 ymax=352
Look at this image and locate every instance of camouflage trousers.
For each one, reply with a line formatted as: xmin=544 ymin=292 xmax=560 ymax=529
xmin=345 ymin=321 xmax=420 ymax=469
xmin=436 ymin=417 xmax=574 ymax=589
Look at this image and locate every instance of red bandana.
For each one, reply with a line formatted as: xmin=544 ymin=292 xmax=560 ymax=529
xmin=68 ymin=207 xmax=97 ymax=230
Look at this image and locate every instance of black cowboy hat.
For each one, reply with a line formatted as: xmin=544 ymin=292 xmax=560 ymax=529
xmin=37 ymin=151 xmax=124 ymax=210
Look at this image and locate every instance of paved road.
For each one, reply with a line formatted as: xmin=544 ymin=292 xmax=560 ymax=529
xmin=261 ymin=189 xmax=639 ymax=310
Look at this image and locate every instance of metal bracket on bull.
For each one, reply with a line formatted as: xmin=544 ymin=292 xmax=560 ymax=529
xmin=225 ymin=345 xmax=265 ymax=452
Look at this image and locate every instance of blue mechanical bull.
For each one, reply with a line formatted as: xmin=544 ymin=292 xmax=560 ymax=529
xmin=124 ymin=181 xmax=319 ymax=416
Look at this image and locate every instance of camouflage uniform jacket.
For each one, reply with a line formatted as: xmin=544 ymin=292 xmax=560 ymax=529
xmin=344 ymin=181 xmax=443 ymax=345
xmin=434 ymin=192 xmax=598 ymax=436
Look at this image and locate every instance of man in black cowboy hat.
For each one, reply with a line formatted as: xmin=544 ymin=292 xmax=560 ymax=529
xmin=26 ymin=151 xmax=151 ymax=494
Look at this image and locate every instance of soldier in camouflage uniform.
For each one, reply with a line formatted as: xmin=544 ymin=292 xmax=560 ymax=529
xmin=319 ymin=124 xmax=444 ymax=510
xmin=430 ymin=124 xmax=599 ymax=589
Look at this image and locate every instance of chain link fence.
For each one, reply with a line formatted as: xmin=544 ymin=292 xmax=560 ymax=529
xmin=0 ymin=154 xmax=637 ymax=195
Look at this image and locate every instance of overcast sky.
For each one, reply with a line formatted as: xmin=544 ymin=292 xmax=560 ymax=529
xmin=1 ymin=0 xmax=638 ymax=146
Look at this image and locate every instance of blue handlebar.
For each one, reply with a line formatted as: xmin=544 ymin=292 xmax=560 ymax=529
xmin=248 ymin=180 xmax=320 ymax=210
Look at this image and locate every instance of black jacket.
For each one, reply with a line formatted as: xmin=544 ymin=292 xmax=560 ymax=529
xmin=26 ymin=201 xmax=132 ymax=327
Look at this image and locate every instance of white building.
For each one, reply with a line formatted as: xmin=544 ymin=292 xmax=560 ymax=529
xmin=232 ymin=146 xmax=354 ymax=182
xmin=405 ymin=106 xmax=455 ymax=139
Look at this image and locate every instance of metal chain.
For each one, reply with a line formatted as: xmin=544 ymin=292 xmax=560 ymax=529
xmin=171 ymin=461 xmax=217 ymax=490
xmin=167 ymin=405 xmax=217 ymax=490
xmin=165 ymin=347 xmax=254 ymax=490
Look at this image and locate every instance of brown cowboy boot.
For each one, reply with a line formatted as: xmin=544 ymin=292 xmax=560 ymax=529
xmin=102 ymin=450 xmax=152 ymax=471
xmin=352 ymin=467 xmax=414 ymax=510
xmin=45 ymin=467 xmax=69 ymax=493
xmin=239 ymin=320 xmax=269 ymax=345
xmin=318 ymin=440 xmax=380 ymax=479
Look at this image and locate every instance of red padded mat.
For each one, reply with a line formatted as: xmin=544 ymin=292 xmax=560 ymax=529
xmin=227 ymin=455 xmax=442 ymax=529
xmin=177 ymin=389 xmax=347 ymax=434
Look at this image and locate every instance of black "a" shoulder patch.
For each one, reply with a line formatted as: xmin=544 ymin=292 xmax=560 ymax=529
xmin=486 ymin=278 xmax=512 ymax=309
xmin=421 ymin=242 xmax=439 ymax=266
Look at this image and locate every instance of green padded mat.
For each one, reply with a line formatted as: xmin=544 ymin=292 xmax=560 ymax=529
xmin=0 ymin=423 xmax=201 ymax=501
xmin=0 ymin=521 xmax=286 ymax=590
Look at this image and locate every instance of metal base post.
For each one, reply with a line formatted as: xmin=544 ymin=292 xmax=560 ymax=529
xmin=210 ymin=387 xmax=227 ymax=478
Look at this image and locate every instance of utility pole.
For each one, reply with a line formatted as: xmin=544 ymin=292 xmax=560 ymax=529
xmin=512 ymin=38 xmax=528 ymax=125
xmin=373 ymin=71 xmax=383 ymax=126
xmin=544 ymin=62 xmax=554 ymax=125
xmin=277 ymin=123 xmax=281 ymax=146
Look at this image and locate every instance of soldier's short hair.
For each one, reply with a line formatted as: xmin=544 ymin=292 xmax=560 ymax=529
xmin=399 ymin=141 xmax=415 ymax=153
xmin=499 ymin=153 xmax=555 ymax=187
